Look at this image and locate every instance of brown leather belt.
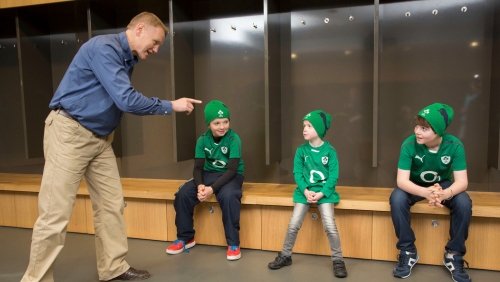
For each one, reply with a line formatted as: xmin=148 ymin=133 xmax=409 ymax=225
xmin=57 ymin=108 xmax=77 ymax=121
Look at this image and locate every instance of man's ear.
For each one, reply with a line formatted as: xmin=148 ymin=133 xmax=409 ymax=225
xmin=135 ymin=22 xmax=146 ymax=36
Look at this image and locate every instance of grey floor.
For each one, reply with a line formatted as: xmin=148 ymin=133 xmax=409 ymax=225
xmin=1 ymin=227 xmax=498 ymax=282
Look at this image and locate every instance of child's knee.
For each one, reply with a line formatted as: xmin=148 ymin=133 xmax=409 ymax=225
xmin=452 ymin=193 xmax=472 ymax=211
xmin=390 ymin=188 xmax=408 ymax=206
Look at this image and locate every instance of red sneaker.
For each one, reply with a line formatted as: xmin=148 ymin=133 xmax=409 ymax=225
xmin=227 ymin=246 xmax=241 ymax=260
xmin=166 ymin=239 xmax=196 ymax=254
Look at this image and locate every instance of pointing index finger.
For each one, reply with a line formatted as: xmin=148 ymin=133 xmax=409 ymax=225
xmin=188 ymin=99 xmax=202 ymax=104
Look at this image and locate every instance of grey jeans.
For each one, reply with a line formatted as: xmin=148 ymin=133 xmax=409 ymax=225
xmin=281 ymin=203 xmax=343 ymax=261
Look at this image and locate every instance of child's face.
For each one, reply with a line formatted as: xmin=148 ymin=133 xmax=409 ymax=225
xmin=303 ymin=120 xmax=319 ymax=141
xmin=414 ymin=124 xmax=439 ymax=145
xmin=209 ymin=118 xmax=230 ymax=138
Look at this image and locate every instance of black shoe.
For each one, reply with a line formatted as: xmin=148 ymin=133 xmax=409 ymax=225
xmin=333 ymin=260 xmax=348 ymax=278
xmin=107 ymin=267 xmax=150 ymax=281
xmin=268 ymin=252 xmax=292 ymax=269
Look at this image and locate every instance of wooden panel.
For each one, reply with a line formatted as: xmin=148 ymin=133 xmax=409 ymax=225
xmin=372 ymin=211 xmax=398 ymax=261
xmin=412 ymin=214 xmax=450 ymax=265
xmin=14 ymin=192 xmax=38 ymax=228
xmin=372 ymin=212 xmax=450 ymax=265
xmin=67 ymin=195 xmax=88 ymax=233
xmin=0 ymin=0 xmax=72 ymax=9
xmin=122 ymin=198 xmax=168 ymax=241
xmin=166 ymin=201 xmax=176 ymax=241
xmin=335 ymin=209 xmax=372 ymax=259
xmin=167 ymin=202 xmax=261 ymax=249
xmin=88 ymin=197 xmax=170 ymax=240
xmin=192 ymin=202 xmax=226 ymax=246
xmin=262 ymin=206 xmax=371 ymax=259
xmin=261 ymin=206 xmax=290 ymax=251
xmin=240 ymin=205 xmax=261 ymax=249
xmin=466 ymin=217 xmax=500 ymax=271
xmin=0 ymin=191 xmax=17 ymax=226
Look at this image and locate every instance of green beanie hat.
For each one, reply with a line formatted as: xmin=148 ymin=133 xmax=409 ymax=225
xmin=303 ymin=110 xmax=332 ymax=139
xmin=417 ymin=103 xmax=454 ymax=136
xmin=204 ymin=100 xmax=230 ymax=126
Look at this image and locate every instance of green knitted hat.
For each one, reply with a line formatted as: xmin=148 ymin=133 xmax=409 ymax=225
xmin=303 ymin=110 xmax=332 ymax=139
xmin=417 ymin=103 xmax=454 ymax=136
xmin=204 ymin=100 xmax=230 ymax=126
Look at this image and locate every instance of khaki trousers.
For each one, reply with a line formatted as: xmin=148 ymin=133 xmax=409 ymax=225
xmin=21 ymin=110 xmax=129 ymax=282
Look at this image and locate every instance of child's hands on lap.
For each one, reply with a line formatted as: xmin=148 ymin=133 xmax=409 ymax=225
xmin=304 ymin=189 xmax=316 ymax=203
xmin=197 ymin=185 xmax=214 ymax=202
xmin=304 ymin=189 xmax=323 ymax=203
xmin=310 ymin=192 xmax=324 ymax=203
xmin=428 ymin=183 xmax=445 ymax=208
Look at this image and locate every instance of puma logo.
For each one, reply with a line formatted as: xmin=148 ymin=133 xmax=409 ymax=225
xmin=204 ymin=148 xmax=213 ymax=155
xmin=415 ymin=155 xmax=425 ymax=163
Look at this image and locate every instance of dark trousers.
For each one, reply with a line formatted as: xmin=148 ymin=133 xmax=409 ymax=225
xmin=389 ymin=180 xmax=472 ymax=255
xmin=174 ymin=171 xmax=244 ymax=246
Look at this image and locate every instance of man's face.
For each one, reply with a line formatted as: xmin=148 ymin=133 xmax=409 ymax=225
xmin=133 ymin=24 xmax=165 ymax=60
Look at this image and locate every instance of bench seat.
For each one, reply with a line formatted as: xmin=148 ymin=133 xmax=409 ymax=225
xmin=1 ymin=173 xmax=499 ymax=271
xmin=2 ymin=173 xmax=498 ymax=216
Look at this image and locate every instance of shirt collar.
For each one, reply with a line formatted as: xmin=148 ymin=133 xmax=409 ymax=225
xmin=119 ymin=31 xmax=138 ymax=65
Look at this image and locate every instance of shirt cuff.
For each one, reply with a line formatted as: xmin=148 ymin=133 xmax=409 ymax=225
xmin=160 ymin=100 xmax=172 ymax=115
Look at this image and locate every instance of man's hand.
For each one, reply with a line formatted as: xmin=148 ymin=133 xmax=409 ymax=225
xmin=171 ymin=98 xmax=202 ymax=115
xmin=197 ymin=185 xmax=213 ymax=202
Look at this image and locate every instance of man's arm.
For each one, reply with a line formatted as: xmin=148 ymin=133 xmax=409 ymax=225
xmin=91 ymin=45 xmax=201 ymax=115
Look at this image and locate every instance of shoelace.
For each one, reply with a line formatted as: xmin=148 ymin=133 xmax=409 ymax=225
xmin=173 ymin=239 xmax=189 ymax=253
xmin=453 ymin=258 xmax=470 ymax=273
xmin=275 ymin=255 xmax=288 ymax=263
xmin=334 ymin=261 xmax=346 ymax=270
xmin=396 ymin=253 xmax=408 ymax=268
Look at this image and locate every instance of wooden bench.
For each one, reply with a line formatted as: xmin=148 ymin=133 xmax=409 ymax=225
xmin=1 ymin=173 xmax=499 ymax=271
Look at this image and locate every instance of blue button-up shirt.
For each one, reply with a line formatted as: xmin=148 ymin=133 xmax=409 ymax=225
xmin=49 ymin=32 xmax=172 ymax=136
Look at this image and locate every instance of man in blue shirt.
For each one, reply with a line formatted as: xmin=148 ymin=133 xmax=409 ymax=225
xmin=21 ymin=12 xmax=201 ymax=282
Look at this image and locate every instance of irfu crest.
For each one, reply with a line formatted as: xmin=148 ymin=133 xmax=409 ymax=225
xmin=322 ymin=156 xmax=328 ymax=165
xmin=441 ymin=156 xmax=451 ymax=164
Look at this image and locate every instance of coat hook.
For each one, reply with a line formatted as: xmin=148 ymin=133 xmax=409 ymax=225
xmin=231 ymin=25 xmax=236 ymax=30
xmin=77 ymin=38 xmax=80 ymax=43
xmin=461 ymin=6 xmax=467 ymax=12
xmin=252 ymin=23 xmax=257 ymax=29
xmin=349 ymin=15 xmax=354 ymax=21
xmin=210 ymin=28 xmax=216 ymax=32
xmin=61 ymin=40 xmax=67 ymax=45
xmin=432 ymin=9 xmax=438 ymax=15
xmin=324 ymin=17 xmax=329 ymax=23
xmin=405 ymin=12 xmax=411 ymax=17
xmin=301 ymin=19 xmax=306 ymax=25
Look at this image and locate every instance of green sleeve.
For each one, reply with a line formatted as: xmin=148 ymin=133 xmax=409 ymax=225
xmin=229 ymin=134 xmax=242 ymax=159
xmin=452 ymin=144 xmax=467 ymax=171
xmin=194 ymin=136 xmax=205 ymax=159
xmin=293 ymin=147 xmax=309 ymax=193
xmin=321 ymin=149 xmax=339 ymax=198
xmin=397 ymin=142 xmax=413 ymax=170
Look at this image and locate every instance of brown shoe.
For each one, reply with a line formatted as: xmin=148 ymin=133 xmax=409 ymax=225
xmin=108 ymin=267 xmax=150 ymax=281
